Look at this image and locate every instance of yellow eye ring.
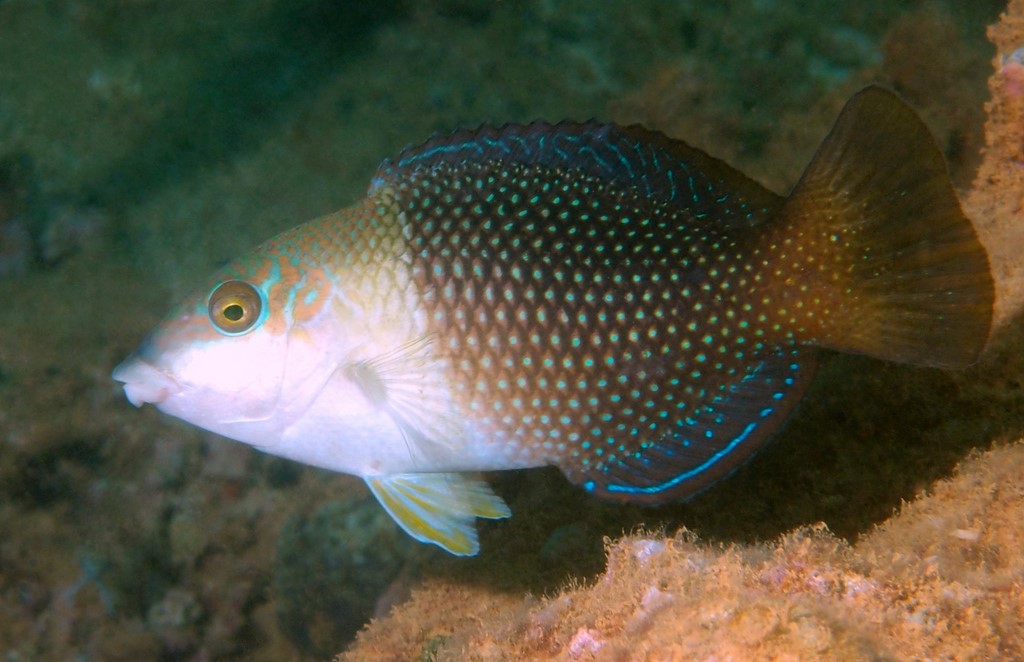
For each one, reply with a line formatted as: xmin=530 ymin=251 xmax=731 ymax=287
xmin=208 ymin=280 xmax=264 ymax=335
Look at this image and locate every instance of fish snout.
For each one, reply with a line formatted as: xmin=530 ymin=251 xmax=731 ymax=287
xmin=111 ymin=356 xmax=178 ymax=407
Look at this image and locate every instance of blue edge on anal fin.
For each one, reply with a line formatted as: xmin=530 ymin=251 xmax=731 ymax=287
xmin=573 ymin=349 xmax=820 ymax=506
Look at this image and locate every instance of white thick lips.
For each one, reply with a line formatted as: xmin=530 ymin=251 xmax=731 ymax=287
xmin=112 ymin=356 xmax=178 ymax=407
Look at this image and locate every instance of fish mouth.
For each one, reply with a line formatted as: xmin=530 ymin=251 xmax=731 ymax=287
xmin=111 ymin=355 xmax=179 ymax=407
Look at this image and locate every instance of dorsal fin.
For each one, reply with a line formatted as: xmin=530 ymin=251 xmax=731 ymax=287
xmin=372 ymin=120 xmax=783 ymax=229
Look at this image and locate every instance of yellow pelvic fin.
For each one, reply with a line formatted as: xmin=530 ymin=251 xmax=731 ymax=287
xmin=365 ymin=473 xmax=511 ymax=556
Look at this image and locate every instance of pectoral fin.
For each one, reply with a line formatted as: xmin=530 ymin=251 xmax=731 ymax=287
xmin=366 ymin=473 xmax=511 ymax=556
xmin=345 ymin=336 xmax=463 ymax=462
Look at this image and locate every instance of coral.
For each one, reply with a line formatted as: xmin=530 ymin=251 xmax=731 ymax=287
xmin=0 ymin=153 xmax=37 ymax=277
xmin=273 ymin=495 xmax=420 ymax=656
xmin=61 ymin=553 xmax=117 ymax=616
xmin=0 ymin=152 xmax=109 ymax=277
xmin=966 ymin=0 xmax=1024 ymax=330
xmin=145 ymin=587 xmax=204 ymax=655
xmin=879 ymin=6 xmax=991 ymax=190
xmin=340 ymin=443 xmax=1024 ymax=661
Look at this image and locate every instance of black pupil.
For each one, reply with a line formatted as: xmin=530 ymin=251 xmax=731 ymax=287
xmin=223 ymin=303 xmax=245 ymax=322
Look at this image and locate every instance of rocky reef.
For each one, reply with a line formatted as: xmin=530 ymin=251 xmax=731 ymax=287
xmin=341 ymin=443 xmax=1024 ymax=660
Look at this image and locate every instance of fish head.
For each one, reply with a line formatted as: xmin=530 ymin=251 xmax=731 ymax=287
xmin=112 ymin=247 xmax=336 ymax=445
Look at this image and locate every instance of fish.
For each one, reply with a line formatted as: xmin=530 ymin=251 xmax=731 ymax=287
xmin=112 ymin=86 xmax=993 ymax=556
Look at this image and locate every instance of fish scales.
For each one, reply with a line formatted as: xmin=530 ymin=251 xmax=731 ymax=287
xmin=113 ymin=87 xmax=994 ymax=555
xmin=394 ymin=158 xmax=811 ymax=499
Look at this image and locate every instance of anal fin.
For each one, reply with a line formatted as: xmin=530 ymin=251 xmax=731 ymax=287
xmin=366 ymin=473 xmax=511 ymax=556
xmin=566 ymin=349 xmax=818 ymax=505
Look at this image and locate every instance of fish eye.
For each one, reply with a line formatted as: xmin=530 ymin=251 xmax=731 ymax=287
xmin=208 ymin=280 xmax=264 ymax=335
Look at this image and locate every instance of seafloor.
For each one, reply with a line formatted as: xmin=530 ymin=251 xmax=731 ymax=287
xmin=1 ymin=0 xmax=1022 ymax=660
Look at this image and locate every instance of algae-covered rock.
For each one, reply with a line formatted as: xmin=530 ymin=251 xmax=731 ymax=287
xmin=274 ymin=495 xmax=418 ymax=656
xmin=340 ymin=443 xmax=1024 ymax=661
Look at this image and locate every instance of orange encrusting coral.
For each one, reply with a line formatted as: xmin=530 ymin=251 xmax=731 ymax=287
xmin=966 ymin=0 xmax=1024 ymax=331
xmin=340 ymin=442 xmax=1024 ymax=661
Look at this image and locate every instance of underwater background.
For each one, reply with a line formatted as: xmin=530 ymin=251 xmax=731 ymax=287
xmin=2 ymin=0 xmax=1022 ymax=659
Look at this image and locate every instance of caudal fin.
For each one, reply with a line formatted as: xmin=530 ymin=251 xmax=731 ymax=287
xmin=776 ymin=86 xmax=993 ymax=368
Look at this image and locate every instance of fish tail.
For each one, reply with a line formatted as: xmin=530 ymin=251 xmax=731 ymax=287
xmin=771 ymin=86 xmax=993 ymax=368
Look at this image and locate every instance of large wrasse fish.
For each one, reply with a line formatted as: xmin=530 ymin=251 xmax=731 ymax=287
xmin=113 ymin=87 xmax=993 ymax=555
